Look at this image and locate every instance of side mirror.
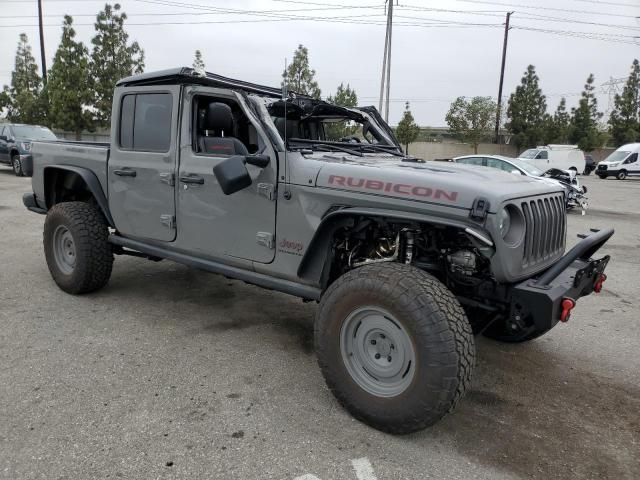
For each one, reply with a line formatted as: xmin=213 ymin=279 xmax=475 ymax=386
xmin=213 ymin=155 xmax=252 ymax=195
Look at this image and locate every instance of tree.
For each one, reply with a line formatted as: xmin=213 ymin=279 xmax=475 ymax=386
xmin=193 ymin=49 xmax=205 ymax=72
xmin=506 ymin=65 xmax=547 ymax=150
xmin=569 ymin=74 xmax=605 ymax=152
xmin=325 ymin=82 xmax=358 ymax=140
xmin=282 ymin=44 xmax=321 ymax=99
xmin=46 ymin=16 xmax=94 ymax=139
xmin=445 ymin=96 xmax=496 ymax=153
xmin=2 ymin=33 xmax=46 ymax=124
xmin=609 ymin=59 xmax=640 ymax=147
xmin=89 ymin=3 xmax=145 ymax=128
xmin=542 ymin=97 xmax=570 ymax=144
xmin=395 ymin=102 xmax=420 ymax=154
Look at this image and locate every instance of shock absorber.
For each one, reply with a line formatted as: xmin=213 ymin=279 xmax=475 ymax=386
xmin=404 ymin=231 xmax=415 ymax=264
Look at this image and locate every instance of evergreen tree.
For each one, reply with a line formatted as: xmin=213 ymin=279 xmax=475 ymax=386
xmin=608 ymin=59 xmax=640 ymax=146
xmin=543 ymin=98 xmax=570 ymax=144
xmin=445 ymin=96 xmax=496 ymax=153
xmin=506 ymin=65 xmax=547 ymax=150
xmin=3 ymin=33 xmax=46 ymax=124
xmin=325 ymin=83 xmax=358 ymax=140
xmin=569 ymin=74 xmax=604 ymax=152
xmin=395 ymin=102 xmax=420 ymax=154
xmin=193 ymin=49 xmax=205 ymax=72
xmin=90 ymin=3 xmax=145 ymax=128
xmin=282 ymin=44 xmax=321 ymax=99
xmin=46 ymin=16 xmax=93 ymax=139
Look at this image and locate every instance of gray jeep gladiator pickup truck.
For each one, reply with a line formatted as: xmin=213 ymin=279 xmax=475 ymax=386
xmin=23 ymin=68 xmax=613 ymax=433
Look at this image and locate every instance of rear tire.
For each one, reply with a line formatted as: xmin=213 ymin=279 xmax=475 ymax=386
xmin=315 ymin=263 xmax=475 ymax=434
xmin=617 ymin=170 xmax=627 ymax=180
xmin=44 ymin=202 xmax=113 ymax=294
xmin=11 ymin=154 xmax=23 ymax=177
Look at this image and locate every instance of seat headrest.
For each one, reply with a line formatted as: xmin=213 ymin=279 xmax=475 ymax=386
xmin=203 ymin=103 xmax=234 ymax=136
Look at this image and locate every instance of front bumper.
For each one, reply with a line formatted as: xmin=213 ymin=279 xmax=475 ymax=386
xmin=508 ymin=228 xmax=613 ymax=333
xmin=596 ymin=165 xmax=618 ymax=177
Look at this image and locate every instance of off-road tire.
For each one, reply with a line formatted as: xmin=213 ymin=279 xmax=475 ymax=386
xmin=617 ymin=170 xmax=627 ymax=180
xmin=315 ymin=263 xmax=475 ymax=434
xmin=11 ymin=154 xmax=23 ymax=177
xmin=44 ymin=202 xmax=113 ymax=294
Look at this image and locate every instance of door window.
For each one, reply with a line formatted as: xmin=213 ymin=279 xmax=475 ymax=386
xmin=459 ymin=157 xmax=484 ymax=166
xmin=536 ymin=150 xmax=548 ymax=160
xmin=119 ymin=93 xmax=172 ymax=152
xmin=486 ymin=158 xmax=512 ymax=171
xmin=624 ymin=153 xmax=638 ymax=164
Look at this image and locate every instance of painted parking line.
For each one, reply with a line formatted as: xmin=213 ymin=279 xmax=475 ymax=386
xmin=293 ymin=457 xmax=378 ymax=480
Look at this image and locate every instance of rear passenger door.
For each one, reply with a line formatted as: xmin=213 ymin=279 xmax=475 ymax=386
xmin=108 ymin=86 xmax=180 ymax=242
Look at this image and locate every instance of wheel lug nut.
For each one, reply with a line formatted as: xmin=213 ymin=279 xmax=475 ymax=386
xmin=380 ymin=334 xmax=385 ymax=339
xmin=387 ymin=356 xmax=392 ymax=362
xmin=374 ymin=353 xmax=381 ymax=359
xmin=371 ymin=339 xmax=376 ymax=345
xmin=390 ymin=344 xmax=395 ymax=350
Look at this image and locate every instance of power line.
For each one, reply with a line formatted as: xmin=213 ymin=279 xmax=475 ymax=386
xmin=570 ymin=0 xmax=640 ymax=7
xmin=454 ymin=0 xmax=639 ymax=19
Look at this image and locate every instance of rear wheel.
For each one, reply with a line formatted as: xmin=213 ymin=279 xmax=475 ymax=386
xmin=11 ymin=154 xmax=23 ymax=177
xmin=315 ymin=263 xmax=475 ymax=434
xmin=617 ymin=170 xmax=627 ymax=180
xmin=44 ymin=201 xmax=113 ymax=294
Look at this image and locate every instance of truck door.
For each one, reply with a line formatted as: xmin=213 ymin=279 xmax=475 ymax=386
xmin=623 ymin=152 xmax=639 ymax=175
xmin=175 ymin=87 xmax=277 ymax=263
xmin=0 ymin=127 xmax=8 ymax=162
xmin=108 ymin=86 xmax=180 ymax=242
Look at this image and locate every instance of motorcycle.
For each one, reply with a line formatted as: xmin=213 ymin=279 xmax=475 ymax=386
xmin=542 ymin=168 xmax=589 ymax=215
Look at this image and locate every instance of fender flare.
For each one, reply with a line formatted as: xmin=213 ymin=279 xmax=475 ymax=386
xmin=43 ymin=165 xmax=115 ymax=227
xmin=297 ymin=206 xmax=486 ymax=286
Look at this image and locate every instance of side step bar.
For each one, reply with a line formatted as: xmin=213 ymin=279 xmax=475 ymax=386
xmin=108 ymin=235 xmax=321 ymax=301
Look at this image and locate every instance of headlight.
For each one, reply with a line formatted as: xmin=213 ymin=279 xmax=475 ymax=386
xmin=20 ymin=142 xmax=31 ymax=151
xmin=498 ymin=207 xmax=511 ymax=238
xmin=609 ymin=162 xmax=621 ymax=167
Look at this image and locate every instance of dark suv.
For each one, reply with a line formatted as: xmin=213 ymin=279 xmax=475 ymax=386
xmin=0 ymin=123 xmax=57 ymax=177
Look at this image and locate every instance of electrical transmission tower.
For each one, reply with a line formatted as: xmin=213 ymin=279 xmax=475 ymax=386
xmin=601 ymin=77 xmax=625 ymax=117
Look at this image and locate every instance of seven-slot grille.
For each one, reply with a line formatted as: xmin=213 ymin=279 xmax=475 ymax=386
xmin=520 ymin=194 xmax=566 ymax=268
xmin=597 ymin=164 xmax=608 ymax=171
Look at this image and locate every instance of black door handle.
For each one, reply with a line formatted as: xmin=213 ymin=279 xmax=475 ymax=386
xmin=179 ymin=175 xmax=205 ymax=185
xmin=113 ymin=169 xmax=137 ymax=177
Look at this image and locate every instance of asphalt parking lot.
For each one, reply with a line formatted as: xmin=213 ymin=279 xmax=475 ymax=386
xmin=1 ymin=167 xmax=639 ymax=480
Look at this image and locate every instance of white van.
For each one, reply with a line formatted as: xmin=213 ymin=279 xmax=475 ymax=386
xmin=518 ymin=145 xmax=586 ymax=174
xmin=596 ymin=143 xmax=640 ymax=180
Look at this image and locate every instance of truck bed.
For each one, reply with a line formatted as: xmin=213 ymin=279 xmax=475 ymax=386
xmin=31 ymin=140 xmax=111 ymax=208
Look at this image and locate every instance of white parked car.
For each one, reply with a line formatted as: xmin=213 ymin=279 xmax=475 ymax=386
xmin=596 ymin=143 xmax=640 ymax=180
xmin=519 ymin=145 xmax=586 ymax=174
xmin=454 ymin=155 xmax=588 ymax=213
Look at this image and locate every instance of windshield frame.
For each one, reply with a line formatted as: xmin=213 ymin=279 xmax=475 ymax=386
xmin=11 ymin=125 xmax=57 ymax=141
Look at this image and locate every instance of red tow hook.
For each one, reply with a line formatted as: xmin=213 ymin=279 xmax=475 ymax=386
xmin=560 ymin=298 xmax=576 ymax=323
xmin=594 ymin=273 xmax=607 ymax=293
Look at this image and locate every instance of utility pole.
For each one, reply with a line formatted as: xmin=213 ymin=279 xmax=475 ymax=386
xmin=37 ymin=0 xmax=47 ymax=84
xmin=494 ymin=11 xmax=512 ymax=144
xmin=378 ymin=0 xmax=395 ymax=122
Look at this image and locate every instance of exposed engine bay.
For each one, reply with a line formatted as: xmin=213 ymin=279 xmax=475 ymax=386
xmin=328 ymin=217 xmax=505 ymax=331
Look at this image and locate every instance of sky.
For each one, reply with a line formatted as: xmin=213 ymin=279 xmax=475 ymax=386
xmin=0 ymin=0 xmax=639 ymax=126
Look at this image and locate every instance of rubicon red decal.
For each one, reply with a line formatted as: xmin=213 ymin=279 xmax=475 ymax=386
xmin=328 ymin=175 xmax=459 ymax=202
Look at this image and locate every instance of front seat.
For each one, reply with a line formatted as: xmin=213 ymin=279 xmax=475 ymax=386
xmin=198 ymin=103 xmax=248 ymax=156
